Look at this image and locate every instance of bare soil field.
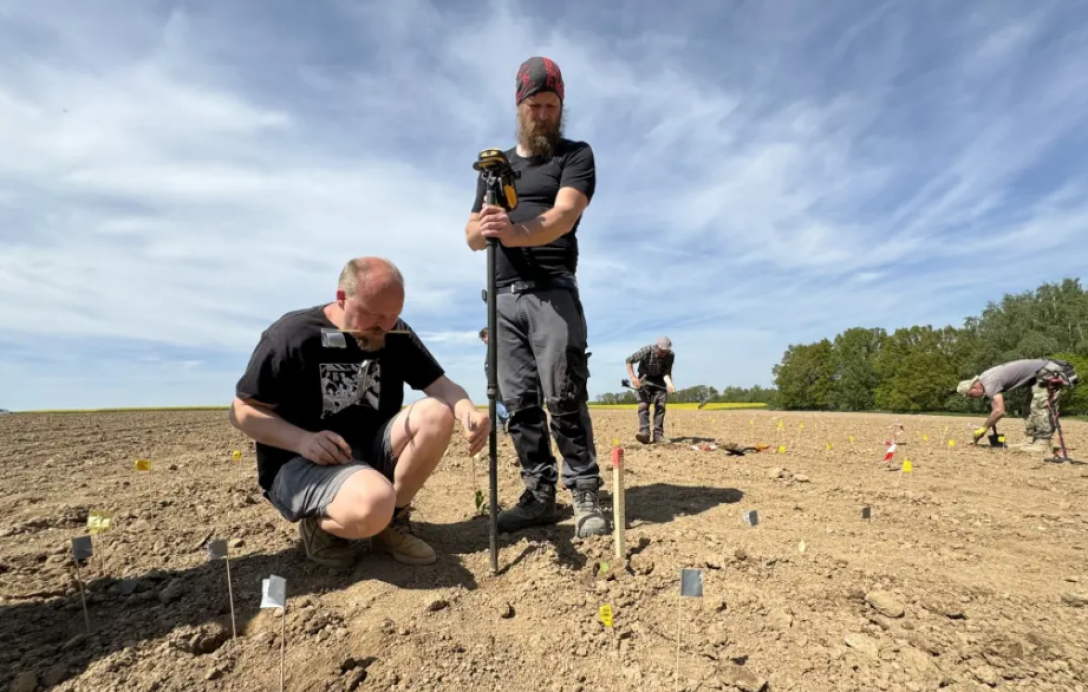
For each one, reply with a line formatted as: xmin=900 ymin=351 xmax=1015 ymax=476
xmin=2 ymin=409 xmax=1087 ymax=692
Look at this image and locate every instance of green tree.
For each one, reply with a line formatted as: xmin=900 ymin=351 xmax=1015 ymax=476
xmin=772 ymin=340 xmax=835 ymax=410
xmin=828 ymin=327 xmax=886 ymax=411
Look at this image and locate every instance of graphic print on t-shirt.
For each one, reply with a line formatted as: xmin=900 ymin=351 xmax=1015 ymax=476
xmin=320 ymin=359 xmax=380 ymax=418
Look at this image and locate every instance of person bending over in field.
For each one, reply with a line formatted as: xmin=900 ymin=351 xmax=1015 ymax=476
xmin=956 ymin=357 xmax=1077 ymax=455
xmin=626 ymin=337 xmax=676 ymax=444
xmin=229 ymin=257 xmax=489 ymax=568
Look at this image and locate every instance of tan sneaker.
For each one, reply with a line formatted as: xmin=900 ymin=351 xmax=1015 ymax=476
xmin=299 ymin=516 xmax=356 ymax=568
xmin=371 ymin=506 xmax=436 ymax=565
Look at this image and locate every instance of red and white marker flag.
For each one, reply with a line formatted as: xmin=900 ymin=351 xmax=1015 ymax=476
xmin=883 ymin=441 xmax=897 ymax=463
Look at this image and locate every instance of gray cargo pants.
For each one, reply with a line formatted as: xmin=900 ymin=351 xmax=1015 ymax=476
xmin=637 ymin=382 xmax=669 ymax=439
xmin=495 ymin=280 xmax=600 ymax=491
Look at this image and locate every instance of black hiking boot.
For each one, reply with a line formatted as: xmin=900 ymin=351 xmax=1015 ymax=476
xmin=571 ymin=478 xmax=609 ymax=538
xmin=635 ymin=431 xmax=651 ymax=444
xmin=497 ymin=482 xmax=558 ymax=533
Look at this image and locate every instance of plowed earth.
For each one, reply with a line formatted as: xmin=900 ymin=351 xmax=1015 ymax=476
xmin=2 ymin=409 xmax=1087 ymax=692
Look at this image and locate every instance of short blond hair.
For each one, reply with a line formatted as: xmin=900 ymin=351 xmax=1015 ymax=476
xmin=338 ymin=257 xmax=404 ymax=297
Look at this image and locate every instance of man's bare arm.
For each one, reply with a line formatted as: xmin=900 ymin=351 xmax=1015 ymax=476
xmin=982 ymin=393 xmax=1006 ymax=430
xmin=506 ymin=187 xmax=589 ymax=248
xmin=465 ymin=212 xmax=486 ymax=251
xmin=423 ymin=375 xmax=478 ymax=424
xmin=229 ymin=397 xmax=307 ymax=455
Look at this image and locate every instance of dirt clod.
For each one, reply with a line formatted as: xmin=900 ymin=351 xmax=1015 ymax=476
xmin=865 ymin=590 xmax=905 ymax=618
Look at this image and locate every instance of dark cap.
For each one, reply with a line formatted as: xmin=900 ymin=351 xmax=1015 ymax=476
xmin=516 ymin=56 xmax=565 ymax=104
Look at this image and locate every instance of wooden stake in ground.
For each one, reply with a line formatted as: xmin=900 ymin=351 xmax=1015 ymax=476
xmin=261 ymin=575 xmax=287 ymax=692
xmin=207 ymin=540 xmax=237 ymax=641
xmin=675 ymin=568 xmax=703 ymax=692
xmin=71 ymin=536 xmax=93 ymax=633
xmin=611 ymin=440 xmax=626 ymax=560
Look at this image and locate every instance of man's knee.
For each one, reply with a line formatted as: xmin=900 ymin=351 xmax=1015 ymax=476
xmin=327 ymin=473 xmax=396 ymax=539
xmin=410 ymin=397 xmax=456 ymax=437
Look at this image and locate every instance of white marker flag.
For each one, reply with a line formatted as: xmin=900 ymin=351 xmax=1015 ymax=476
xmin=680 ymin=568 xmax=703 ymax=598
xmin=261 ymin=575 xmax=286 ymax=609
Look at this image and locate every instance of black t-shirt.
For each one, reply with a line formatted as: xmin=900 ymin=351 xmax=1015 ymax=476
xmin=471 ymin=138 xmax=596 ymax=287
xmin=235 ymin=305 xmax=445 ymax=492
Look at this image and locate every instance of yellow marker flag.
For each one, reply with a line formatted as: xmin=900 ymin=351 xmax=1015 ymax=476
xmin=849 ymin=435 xmax=855 ymax=443
xmin=750 ymin=418 xmax=754 ymax=426
xmin=777 ymin=421 xmax=784 ymax=430
xmin=902 ymin=460 xmax=913 ymax=473
xmin=922 ymin=434 xmax=929 ymax=442
xmin=612 ymin=438 xmax=619 ymax=447
xmin=87 ymin=510 xmax=114 ymax=535
xmin=777 ymin=445 xmax=787 ymax=454
xmin=826 ymin=442 xmax=833 ymax=451
xmin=599 ymin=604 xmax=614 ymax=628
xmin=799 ymin=423 xmax=805 ymax=430
xmin=134 ymin=459 xmax=151 ymax=471
xmin=231 ymin=450 xmax=242 ymax=461
xmin=948 ymin=439 xmax=955 ymax=448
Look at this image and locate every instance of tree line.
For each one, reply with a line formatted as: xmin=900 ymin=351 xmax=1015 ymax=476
xmin=592 ymin=278 xmax=1087 ymax=416
xmin=593 ymin=384 xmax=777 ymax=405
xmin=771 ymin=278 xmax=1088 ymax=416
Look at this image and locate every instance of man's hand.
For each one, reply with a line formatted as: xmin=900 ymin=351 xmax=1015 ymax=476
xmin=299 ymin=430 xmax=353 ymax=466
xmin=631 ymin=377 xmax=642 ymax=389
xmin=478 ymin=205 xmax=518 ymax=246
xmin=460 ymin=409 xmax=491 ymax=456
xmin=667 ymin=383 xmax=675 ymax=394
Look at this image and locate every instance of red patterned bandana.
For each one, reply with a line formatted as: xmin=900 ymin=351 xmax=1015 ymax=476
xmin=516 ymin=56 xmax=565 ymax=104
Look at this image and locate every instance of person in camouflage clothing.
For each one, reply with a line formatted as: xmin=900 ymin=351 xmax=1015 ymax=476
xmin=626 ymin=337 xmax=676 ymax=444
xmin=957 ymin=358 xmax=1075 ymax=454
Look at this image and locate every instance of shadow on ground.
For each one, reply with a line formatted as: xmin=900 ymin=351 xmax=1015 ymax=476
xmin=0 ymin=538 xmax=476 ymax=690
xmin=417 ymin=482 xmax=744 ymax=576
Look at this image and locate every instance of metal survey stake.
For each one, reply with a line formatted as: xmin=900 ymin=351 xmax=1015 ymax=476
xmin=473 ymin=147 xmax=518 ymax=575
xmin=71 ymin=536 xmax=93 ymax=633
xmin=261 ymin=575 xmax=287 ymax=692
xmin=861 ymin=505 xmax=872 ymax=572
xmin=207 ymin=540 xmax=237 ymax=641
xmin=676 ymin=568 xmax=704 ymax=692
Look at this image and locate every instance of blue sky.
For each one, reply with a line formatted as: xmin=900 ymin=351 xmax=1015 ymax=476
xmin=2 ymin=0 xmax=1088 ymax=411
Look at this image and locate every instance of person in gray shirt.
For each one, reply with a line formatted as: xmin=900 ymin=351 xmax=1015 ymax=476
xmin=957 ymin=358 xmax=1066 ymax=453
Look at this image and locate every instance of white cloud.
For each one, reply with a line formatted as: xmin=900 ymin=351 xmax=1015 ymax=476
xmin=2 ymin=0 xmax=1088 ymax=410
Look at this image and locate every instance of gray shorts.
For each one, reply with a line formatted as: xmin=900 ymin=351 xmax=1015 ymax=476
xmin=267 ymin=419 xmax=396 ymax=523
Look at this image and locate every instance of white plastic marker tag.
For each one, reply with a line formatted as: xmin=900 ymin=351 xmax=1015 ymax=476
xmin=261 ymin=575 xmax=286 ymax=609
xmin=72 ymin=536 xmax=93 ymax=562
xmin=680 ymin=568 xmax=703 ymax=598
xmin=744 ymin=509 xmax=760 ymax=527
xmin=207 ymin=539 xmax=228 ymax=560
xmin=320 ymin=329 xmax=348 ymax=349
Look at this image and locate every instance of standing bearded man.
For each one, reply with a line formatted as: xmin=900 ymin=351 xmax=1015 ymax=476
xmin=463 ymin=56 xmax=608 ymax=539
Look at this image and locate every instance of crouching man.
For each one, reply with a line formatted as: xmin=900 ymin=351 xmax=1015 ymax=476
xmin=229 ymin=257 xmax=489 ymax=568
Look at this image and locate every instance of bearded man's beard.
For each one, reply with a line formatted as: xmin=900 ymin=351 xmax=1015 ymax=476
xmin=352 ymin=331 xmax=386 ymax=351
xmin=517 ymin=108 xmax=564 ymax=159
